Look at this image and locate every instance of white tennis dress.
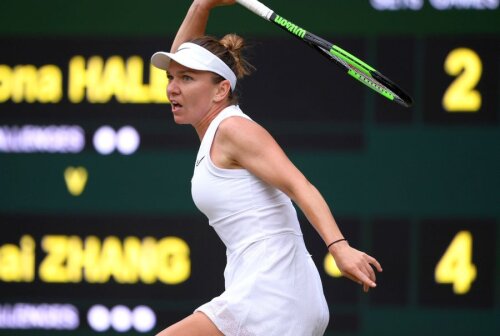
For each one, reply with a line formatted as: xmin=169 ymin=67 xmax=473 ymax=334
xmin=191 ymin=105 xmax=329 ymax=336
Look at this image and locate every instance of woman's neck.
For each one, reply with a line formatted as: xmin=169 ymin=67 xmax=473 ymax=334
xmin=194 ymin=102 xmax=232 ymax=141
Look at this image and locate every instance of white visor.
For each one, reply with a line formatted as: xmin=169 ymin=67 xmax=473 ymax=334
xmin=151 ymin=42 xmax=237 ymax=91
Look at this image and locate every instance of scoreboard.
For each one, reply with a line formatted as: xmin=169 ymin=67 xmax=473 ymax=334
xmin=0 ymin=1 xmax=499 ymax=335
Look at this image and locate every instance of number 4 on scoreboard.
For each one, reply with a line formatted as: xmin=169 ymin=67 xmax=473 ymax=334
xmin=434 ymin=230 xmax=477 ymax=295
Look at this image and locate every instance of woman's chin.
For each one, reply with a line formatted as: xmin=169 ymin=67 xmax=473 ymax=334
xmin=172 ymin=115 xmax=188 ymax=125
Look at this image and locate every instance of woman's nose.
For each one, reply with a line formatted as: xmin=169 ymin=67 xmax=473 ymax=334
xmin=167 ymin=80 xmax=179 ymax=97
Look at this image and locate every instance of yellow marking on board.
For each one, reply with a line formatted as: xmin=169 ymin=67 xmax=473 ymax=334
xmin=64 ymin=166 xmax=88 ymax=196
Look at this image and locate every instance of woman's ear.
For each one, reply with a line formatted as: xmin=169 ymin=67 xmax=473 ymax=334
xmin=213 ymin=80 xmax=231 ymax=103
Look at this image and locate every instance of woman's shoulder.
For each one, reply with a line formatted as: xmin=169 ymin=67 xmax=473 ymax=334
xmin=218 ymin=114 xmax=261 ymax=139
xmin=217 ymin=113 xmax=276 ymax=152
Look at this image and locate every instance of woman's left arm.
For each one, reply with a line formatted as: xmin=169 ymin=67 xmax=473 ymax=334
xmin=215 ymin=117 xmax=382 ymax=291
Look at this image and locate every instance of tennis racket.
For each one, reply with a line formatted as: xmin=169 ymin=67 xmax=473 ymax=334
xmin=235 ymin=0 xmax=413 ymax=108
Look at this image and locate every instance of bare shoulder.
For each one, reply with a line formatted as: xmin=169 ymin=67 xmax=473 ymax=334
xmin=218 ymin=116 xmax=260 ymax=133
xmin=214 ymin=115 xmax=304 ymax=194
xmin=217 ymin=116 xmax=270 ymax=145
xmin=214 ymin=115 xmax=286 ymax=169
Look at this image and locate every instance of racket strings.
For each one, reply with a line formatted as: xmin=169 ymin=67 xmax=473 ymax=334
xmin=307 ymin=40 xmax=411 ymax=107
xmin=315 ymin=44 xmax=399 ymax=101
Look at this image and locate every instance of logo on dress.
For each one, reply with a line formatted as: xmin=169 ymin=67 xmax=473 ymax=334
xmin=195 ymin=156 xmax=205 ymax=167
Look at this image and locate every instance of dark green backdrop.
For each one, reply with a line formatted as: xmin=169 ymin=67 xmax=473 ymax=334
xmin=0 ymin=1 xmax=499 ymax=335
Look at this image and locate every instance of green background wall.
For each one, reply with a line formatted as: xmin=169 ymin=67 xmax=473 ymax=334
xmin=0 ymin=1 xmax=499 ymax=335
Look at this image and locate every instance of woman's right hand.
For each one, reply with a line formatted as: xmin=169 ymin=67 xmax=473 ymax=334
xmin=170 ymin=0 xmax=237 ymax=52
xmin=194 ymin=0 xmax=236 ymax=11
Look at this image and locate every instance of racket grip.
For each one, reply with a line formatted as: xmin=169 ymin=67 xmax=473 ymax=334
xmin=236 ymin=0 xmax=273 ymax=20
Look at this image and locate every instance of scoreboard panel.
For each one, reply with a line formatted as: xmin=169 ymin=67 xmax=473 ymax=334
xmin=0 ymin=1 xmax=499 ymax=335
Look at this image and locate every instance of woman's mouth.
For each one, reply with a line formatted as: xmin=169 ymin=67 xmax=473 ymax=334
xmin=170 ymin=100 xmax=183 ymax=113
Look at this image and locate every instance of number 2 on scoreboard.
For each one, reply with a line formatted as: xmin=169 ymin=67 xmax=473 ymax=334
xmin=434 ymin=230 xmax=477 ymax=294
xmin=442 ymin=48 xmax=482 ymax=113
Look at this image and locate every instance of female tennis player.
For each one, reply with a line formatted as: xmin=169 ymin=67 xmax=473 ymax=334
xmin=152 ymin=1 xmax=382 ymax=335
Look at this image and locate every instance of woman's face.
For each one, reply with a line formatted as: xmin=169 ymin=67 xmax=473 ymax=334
xmin=166 ymin=61 xmax=221 ymax=125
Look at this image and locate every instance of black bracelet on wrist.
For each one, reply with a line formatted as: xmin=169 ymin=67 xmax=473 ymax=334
xmin=327 ymin=238 xmax=348 ymax=249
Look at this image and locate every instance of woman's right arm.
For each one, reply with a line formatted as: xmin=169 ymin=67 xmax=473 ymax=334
xmin=170 ymin=0 xmax=236 ymax=52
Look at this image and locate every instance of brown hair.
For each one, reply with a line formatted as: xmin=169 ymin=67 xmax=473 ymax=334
xmin=189 ymin=34 xmax=255 ymax=104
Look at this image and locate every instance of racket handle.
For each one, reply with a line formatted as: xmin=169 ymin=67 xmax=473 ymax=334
xmin=236 ymin=0 xmax=273 ymax=20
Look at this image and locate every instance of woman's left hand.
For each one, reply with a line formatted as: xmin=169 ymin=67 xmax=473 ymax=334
xmin=329 ymin=241 xmax=383 ymax=292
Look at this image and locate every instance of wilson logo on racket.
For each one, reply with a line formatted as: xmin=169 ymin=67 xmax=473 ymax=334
xmin=237 ymin=0 xmax=413 ymax=107
xmin=273 ymin=15 xmax=306 ymax=39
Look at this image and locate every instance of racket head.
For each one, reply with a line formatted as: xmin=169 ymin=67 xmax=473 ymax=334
xmin=238 ymin=0 xmax=413 ymax=107
xmin=371 ymin=71 xmax=413 ymax=107
xmin=308 ymin=39 xmax=413 ymax=108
